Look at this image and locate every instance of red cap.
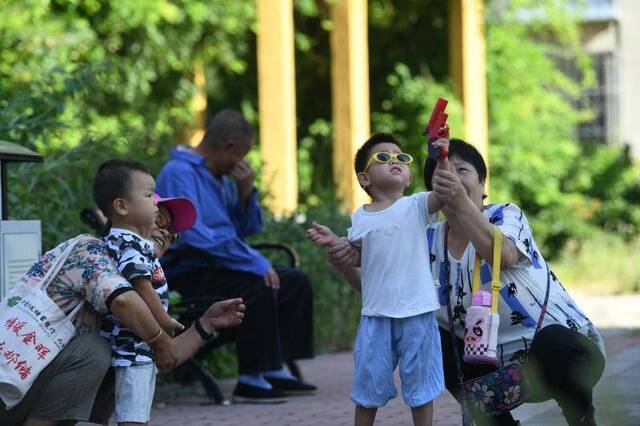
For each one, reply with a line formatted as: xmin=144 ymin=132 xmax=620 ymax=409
xmin=152 ymin=193 xmax=197 ymax=232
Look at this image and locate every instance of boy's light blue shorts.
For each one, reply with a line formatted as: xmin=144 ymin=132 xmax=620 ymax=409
xmin=351 ymin=311 xmax=445 ymax=408
xmin=114 ymin=364 xmax=157 ymax=423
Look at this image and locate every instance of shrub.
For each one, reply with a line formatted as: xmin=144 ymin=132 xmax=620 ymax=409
xmin=251 ymin=198 xmax=360 ymax=352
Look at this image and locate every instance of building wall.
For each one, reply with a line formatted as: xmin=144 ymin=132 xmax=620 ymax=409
xmin=581 ymin=21 xmax=616 ymax=54
xmin=580 ymin=20 xmax=618 ymax=145
xmin=578 ymin=1 xmax=640 ymax=158
xmin=617 ymin=0 xmax=640 ymax=158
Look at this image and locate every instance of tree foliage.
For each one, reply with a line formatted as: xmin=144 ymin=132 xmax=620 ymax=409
xmin=486 ymin=0 xmax=640 ymax=256
xmin=2 ymin=0 xmax=255 ymax=245
xmin=1 ymin=0 xmax=640 ymax=357
xmin=1 ymin=0 xmax=254 ymax=152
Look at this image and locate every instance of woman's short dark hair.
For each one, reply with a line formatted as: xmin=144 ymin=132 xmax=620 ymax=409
xmin=423 ymin=138 xmax=487 ymax=189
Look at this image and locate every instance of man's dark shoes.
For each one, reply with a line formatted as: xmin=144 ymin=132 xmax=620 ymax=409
xmin=232 ymin=382 xmax=288 ymax=404
xmin=265 ymin=377 xmax=317 ymax=394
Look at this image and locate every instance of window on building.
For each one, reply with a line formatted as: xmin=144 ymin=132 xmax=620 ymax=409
xmin=577 ymin=52 xmax=618 ymax=144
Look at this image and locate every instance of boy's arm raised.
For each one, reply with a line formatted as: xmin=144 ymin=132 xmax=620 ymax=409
xmin=428 ymin=190 xmax=446 ymax=215
xmin=427 ymin=138 xmax=451 ymax=215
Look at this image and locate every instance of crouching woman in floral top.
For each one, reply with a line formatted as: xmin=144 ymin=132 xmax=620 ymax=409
xmin=0 ymin=211 xmax=245 ymax=425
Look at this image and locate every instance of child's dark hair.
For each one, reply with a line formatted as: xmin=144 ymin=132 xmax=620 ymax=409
xmin=354 ymin=132 xmax=403 ymax=174
xmin=423 ymin=138 xmax=487 ymax=189
xmin=92 ymin=159 xmax=150 ymax=219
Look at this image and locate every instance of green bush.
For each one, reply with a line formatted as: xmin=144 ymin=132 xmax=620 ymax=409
xmin=485 ymin=0 xmax=640 ymax=257
xmin=8 ymin=136 xmax=172 ymax=249
xmin=252 ymin=198 xmax=360 ymax=352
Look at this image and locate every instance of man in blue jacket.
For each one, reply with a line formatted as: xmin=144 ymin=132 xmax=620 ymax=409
xmin=157 ymin=109 xmax=315 ymax=402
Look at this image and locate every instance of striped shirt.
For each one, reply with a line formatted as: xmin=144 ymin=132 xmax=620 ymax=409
xmin=100 ymin=228 xmax=169 ymax=367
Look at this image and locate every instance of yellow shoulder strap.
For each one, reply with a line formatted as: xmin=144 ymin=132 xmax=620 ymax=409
xmin=472 ymin=254 xmax=481 ymax=294
xmin=472 ymin=226 xmax=503 ymax=315
xmin=491 ymin=226 xmax=503 ymax=314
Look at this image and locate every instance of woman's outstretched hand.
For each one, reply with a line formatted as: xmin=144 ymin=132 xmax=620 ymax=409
xmin=201 ymin=298 xmax=246 ymax=331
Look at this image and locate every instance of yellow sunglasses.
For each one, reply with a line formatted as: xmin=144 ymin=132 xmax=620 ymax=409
xmin=364 ymin=151 xmax=414 ymax=171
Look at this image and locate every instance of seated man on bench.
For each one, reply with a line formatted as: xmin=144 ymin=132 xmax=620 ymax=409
xmin=156 ymin=109 xmax=316 ymax=403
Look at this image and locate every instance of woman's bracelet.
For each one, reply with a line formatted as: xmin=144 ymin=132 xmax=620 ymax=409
xmin=194 ymin=319 xmax=218 ymax=342
xmin=144 ymin=328 xmax=163 ymax=345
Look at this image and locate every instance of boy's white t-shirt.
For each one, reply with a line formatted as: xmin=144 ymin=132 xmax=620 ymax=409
xmin=348 ymin=192 xmax=439 ymax=318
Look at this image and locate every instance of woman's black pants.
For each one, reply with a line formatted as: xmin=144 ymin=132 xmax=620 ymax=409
xmin=440 ymin=324 xmax=605 ymax=425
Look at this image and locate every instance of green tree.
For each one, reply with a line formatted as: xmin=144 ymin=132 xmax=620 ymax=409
xmin=3 ymin=0 xmax=640 ymax=360
xmin=1 ymin=0 xmax=255 ymax=246
xmin=486 ymin=0 xmax=640 ymax=256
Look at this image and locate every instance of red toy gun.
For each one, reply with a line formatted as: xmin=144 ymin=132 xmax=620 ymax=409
xmin=424 ymin=97 xmax=450 ymax=160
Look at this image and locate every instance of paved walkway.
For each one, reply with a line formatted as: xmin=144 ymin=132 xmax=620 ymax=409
xmin=88 ymin=293 xmax=640 ymax=425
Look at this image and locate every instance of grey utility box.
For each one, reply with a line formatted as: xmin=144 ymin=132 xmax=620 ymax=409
xmin=0 ymin=141 xmax=43 ymax=298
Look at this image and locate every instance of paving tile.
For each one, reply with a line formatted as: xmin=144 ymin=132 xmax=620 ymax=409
xmin=79 ymin=293 xmax=640 ymax=425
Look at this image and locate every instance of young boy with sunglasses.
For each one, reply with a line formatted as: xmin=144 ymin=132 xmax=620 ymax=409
xmin=92 ymin=159 xmax=197 ymax=425
xmin=307 ymin=133 xmax=448 ymax=426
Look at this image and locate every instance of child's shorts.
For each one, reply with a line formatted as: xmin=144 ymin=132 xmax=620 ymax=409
xmin=350 ymin=311 xmax=444 ymax=408
xmin=114 ymin=363 xmax=157 ymax=423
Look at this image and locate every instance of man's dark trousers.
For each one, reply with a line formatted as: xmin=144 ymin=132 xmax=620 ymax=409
xmin=161 ymin=250 xmax=314 ymax=375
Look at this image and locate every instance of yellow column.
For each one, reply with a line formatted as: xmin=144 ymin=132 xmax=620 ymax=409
xmin=450 ymin=0 xmax=489 ymax=175
xmin=330 ymin=0 xmax=371 ymax=212
xmin=257 ymin=0 xmax=298 ymax=215
xmin=188 ymin=60 xmax=207 ymax=147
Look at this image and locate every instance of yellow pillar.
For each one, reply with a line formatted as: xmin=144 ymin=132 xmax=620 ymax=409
xmin=188 ymin=61 xmax=207 ymax=147
xmin=450 ymin=0 xmax=489 ymax=177
xmin=257 ymin=0 xmax=298 ymax=215
xmin=330 ymin=0 xmax=371 ymax=212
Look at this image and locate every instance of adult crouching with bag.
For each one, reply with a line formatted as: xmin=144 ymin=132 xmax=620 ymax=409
xmin=0 ymin=195 xmax=245 ymax=426
xmin=326 ymin=139 xmax=606 ymax=426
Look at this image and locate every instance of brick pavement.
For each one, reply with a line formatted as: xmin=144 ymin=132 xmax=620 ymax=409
xmin=513 ymin=334 xmax=640 ymax=425
xmin=82 ymin=293 xmax=640 ymax=425
xmin=144 ymin=331 xmax=639 ymax=425
xmin=149 ymin=352 xmax=461 ymax=426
